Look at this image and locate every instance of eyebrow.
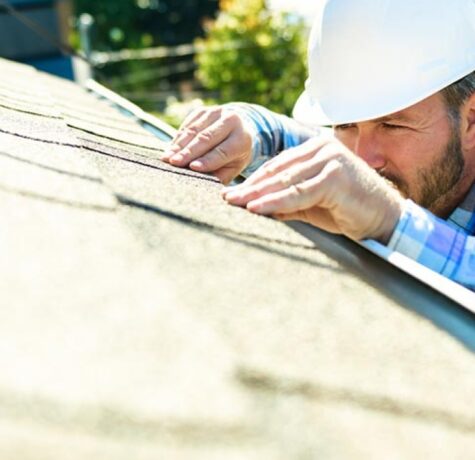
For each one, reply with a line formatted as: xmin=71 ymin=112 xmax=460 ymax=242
xmin=334 ymin=113 xmax=416 ymax=128
xmin=371 ymin=113 xmax=414 ymax=124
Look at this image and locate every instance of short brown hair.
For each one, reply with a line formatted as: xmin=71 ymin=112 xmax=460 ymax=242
xmin=441 ymin=71 xmax=475 ymax=123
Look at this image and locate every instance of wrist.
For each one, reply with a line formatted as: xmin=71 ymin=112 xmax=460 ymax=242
xmin=377 ymin=192 xmax=405 ymax=245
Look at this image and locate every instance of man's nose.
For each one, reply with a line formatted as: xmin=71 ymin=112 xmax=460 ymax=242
xmin=353 ymin=134 xmax=387 ymax=170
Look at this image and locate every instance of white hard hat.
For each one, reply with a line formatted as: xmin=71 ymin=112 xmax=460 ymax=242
xmin=293 ymin=0 xmax=475 ymax=126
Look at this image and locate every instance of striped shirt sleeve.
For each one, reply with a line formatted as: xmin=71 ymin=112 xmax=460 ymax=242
xmin=387 ymin=200 xmax=475 ymax=291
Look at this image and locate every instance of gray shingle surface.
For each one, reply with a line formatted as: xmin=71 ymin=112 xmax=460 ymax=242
xmin=1 ymin=57 xmax=474 ymax=458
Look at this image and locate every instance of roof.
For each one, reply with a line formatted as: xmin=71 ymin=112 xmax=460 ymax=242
xmin=0 ymin=57 xmax=474 ymax=459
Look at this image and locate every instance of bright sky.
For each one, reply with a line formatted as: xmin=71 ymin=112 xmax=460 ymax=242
xmin=268 ymin=0 xmax=323 ymax=23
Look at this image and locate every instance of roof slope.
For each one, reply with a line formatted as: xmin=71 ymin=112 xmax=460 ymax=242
xmin=0 ymin=57 xmax=474 ymax=459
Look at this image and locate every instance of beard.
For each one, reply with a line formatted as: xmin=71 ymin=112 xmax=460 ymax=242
xmin=377 ymin=127 xmax=465 ymax=217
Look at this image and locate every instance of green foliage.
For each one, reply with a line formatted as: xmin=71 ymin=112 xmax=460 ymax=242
xmin=71 ymin=0 xmax=220 ymax=106
xmin=195 ymin=0 xmax=308 ymax=115
xmin=73 ymin=0 xmax=220 ymax=50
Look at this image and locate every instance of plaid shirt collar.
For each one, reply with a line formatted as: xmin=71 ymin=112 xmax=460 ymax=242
xmin=447 ymin=182 xmax=475 ymax=234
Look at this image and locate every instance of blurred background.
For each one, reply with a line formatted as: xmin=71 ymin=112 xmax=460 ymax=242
xmin=0 ymin=0 xmax=320 ymax=127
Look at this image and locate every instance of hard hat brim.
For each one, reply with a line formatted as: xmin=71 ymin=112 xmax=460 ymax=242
xmin=293 ymin=90 xmax=334 ymax=127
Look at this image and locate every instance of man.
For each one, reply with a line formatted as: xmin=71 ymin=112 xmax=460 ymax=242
xmin=162 ymin=0 xmax=475 ymax=291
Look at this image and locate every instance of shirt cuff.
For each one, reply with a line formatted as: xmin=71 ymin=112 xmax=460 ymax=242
xmin=387 ymin=199 xmax=466 ymax=277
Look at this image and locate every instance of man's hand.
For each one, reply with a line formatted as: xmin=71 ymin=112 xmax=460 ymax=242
xmin=162 ymin=106 xmax=253 ymax=184
xmin=222 ymin=136 xmax=405 ymax=243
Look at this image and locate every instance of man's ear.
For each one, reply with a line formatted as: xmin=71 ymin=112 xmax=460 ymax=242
xmin=460 ymin=92 xmax=475 ymax=150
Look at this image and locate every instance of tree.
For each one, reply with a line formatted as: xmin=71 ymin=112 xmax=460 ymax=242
xmin=71 ymin=0 xmax=220 ymax=106
xmin=73 ymin=0 xmax=220 ymax=50
xmin=195 ymin=0 xmax=308 ymax=115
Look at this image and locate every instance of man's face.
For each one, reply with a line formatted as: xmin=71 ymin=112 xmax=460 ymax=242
xmin=334 ymin=93 xmax=468 ymax=217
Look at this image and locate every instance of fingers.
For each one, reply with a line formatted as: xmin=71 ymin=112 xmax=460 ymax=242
xmin=171 ymin=108 xmax=207 ymax=143
xmin=189 ymin=131 xmax=246 ymax=172
xmin=224 ymin=143 xmax=335 ymax=207
xmin=161 ymin=106 xmax=253 ymax=183
xmin=176 ymin=106 xmax=216 ymax=139
xmin=245 ymin=160 xmax=341 ymax=215
xmin=163 ymin=109 xmax=225 ymax=164
xmin=237 ymin=135 xmax=331 ymax=189
xmin=163 ymin=108 xmax=218 ymax=161
xmin=172 ymin=121 xmax=232 ymax=167
xmin=172 ymin=109 xmax=220 ymax=151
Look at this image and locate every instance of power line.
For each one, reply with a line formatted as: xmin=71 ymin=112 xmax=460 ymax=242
xmin=93 ymin=43 xmax=197 ymax=65
xmin=91 ymin=40 xmax=287 ymax=65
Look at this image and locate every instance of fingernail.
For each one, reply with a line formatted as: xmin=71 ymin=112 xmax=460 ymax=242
xmin=223 ymin=183 xmax=245 ymax=194
xmin=163 ymin=141 xmax=180 ymax=154
xmin=224 ymin=191 xmax=244 ymax=203
xmin=247 ymin=202 xmax=263 ymax=213
xmin=221 ymin=186 xmax=233 ymax=197
xmin=224 ymin=189 xmax=239 ymax=198
xmin=170 ymin=154 xmax=184 ymax=163
xmin=190 ymin=160 xmax=204 ymax=169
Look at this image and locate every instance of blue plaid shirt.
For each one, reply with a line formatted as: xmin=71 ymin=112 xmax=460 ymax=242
xmin=229 ymin=103 xmax=475 ymax=291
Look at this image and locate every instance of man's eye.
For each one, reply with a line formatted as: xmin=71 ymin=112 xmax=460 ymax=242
xmin=335 ymin=124 xmax=356 ymax=130
xmin=382 ymin=122 xmax=405 ymax=130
